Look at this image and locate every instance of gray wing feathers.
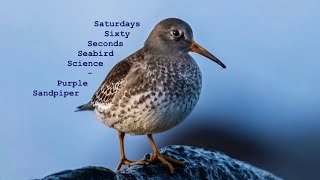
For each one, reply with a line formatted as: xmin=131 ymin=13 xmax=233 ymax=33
xmin=75 ymin=49 xmax=145 ymax=112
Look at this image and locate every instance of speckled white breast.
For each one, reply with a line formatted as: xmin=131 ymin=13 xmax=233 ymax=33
xmin=94 ymin=85 xmax=200 ymax=135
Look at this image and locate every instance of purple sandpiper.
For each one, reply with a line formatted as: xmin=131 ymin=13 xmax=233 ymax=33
xmin=76 ymin=18 xmax=226 ymax=174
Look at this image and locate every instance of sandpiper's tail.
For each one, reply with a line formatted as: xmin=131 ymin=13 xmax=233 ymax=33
xmin=75 ymin=102 xmax=94 ymax=112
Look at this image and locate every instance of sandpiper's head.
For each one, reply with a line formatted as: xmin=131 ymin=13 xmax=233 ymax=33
xmin=145 ymin=18 xmax=226 ymax=68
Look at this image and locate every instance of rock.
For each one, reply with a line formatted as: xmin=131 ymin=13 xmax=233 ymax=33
xmin=38 ymin=145 xmax=282 ymax=180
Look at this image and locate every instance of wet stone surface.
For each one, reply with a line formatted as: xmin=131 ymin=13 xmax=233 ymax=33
xmin=38 ymin=145 xmax=282 ymax=180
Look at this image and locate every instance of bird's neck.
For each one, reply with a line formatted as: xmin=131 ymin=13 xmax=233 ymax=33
xmin=144 ymin=45 xmax=187 ymax=58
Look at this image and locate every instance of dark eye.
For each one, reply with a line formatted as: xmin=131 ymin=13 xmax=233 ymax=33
xmin=171 ymin=30 xmax=181 ymax=37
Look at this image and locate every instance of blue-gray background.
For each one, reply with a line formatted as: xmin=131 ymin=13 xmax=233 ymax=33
xmin=1 ymin=0 xmax=319 ymax=179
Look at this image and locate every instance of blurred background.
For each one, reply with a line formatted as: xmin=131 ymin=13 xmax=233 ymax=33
xmin=1 ymin=0 xmax=319 ymax=179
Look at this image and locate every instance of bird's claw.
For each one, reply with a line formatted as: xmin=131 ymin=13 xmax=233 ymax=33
xmin=161 ymin=155 xmax=186 ymax=167
xmin=146 ymin=153 xmax=186 ymax=174
xmin=116 ymin=158 xmax=146 ymax=170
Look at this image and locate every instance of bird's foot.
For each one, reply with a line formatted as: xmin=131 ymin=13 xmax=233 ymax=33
xmin=146 ymin=153 xmax=186 ymax=174
xmin=161 ymin=154 xmax=186 ymax=167
xmin=116 ymin=158 xmax=145 ymax=170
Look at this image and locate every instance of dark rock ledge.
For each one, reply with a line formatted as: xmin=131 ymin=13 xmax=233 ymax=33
xmin=37 ymin=145 xmax=282 ymax=180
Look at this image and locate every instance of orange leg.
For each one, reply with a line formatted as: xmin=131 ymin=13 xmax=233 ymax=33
xmin=116 ymin=131 xmax=145 ymax=170
xmin=147 ymin=134 xmax=186 ymax=174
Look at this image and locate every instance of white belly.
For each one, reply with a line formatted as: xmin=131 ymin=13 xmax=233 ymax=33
xmin=94 ymin=91 xmax=199 ymax=135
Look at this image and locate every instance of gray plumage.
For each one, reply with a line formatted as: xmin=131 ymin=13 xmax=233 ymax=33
xmin=76 ymin=18 xmax=225 ymax=135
